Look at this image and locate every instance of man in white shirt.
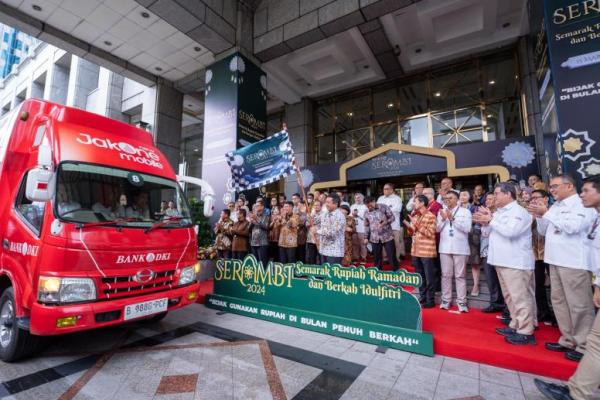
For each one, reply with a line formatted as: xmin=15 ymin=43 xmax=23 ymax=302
xmin=475 ymin=182 xmax=535 ymax=345
xmin=378 ymin=183 xmax=405 ymax=263
xmin=437 ymin=190 xmax=472 ymax=312
xmin=406 ymin=182 xmax=425 ymax=213
xmin=529 ymin=174 xmax=596 ymax=361
xmin=534 ymin=175 xmax=600 ymax=400
xmin=350 ymin=193 xmax=369 ymax=263
xmin=436 ymin=177 xmax=455 ymax=204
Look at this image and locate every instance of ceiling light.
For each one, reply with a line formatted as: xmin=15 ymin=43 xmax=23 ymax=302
xmin=32 ymin=4 xmax=42 ymax=11
xmin=387 ymin=103 xmax=394 ymax=109
xmin=193 ymin=148 xmax=199 ymax=152
xmin=327 ymin=151 xmax=332 ymax=155
xmin=488 ymin=80 xmax=496 ymax=85
xmin=155 ymin=67 xmax=163 ymax=72
xmin=434 ymin=92 xmax=441 ymax=97
xmin=486 ymin=114 xmax=492 ymax=118
xmin=347 ymin=112 xmax=353 ymax=117
xmin=141 ymin=11 xmax=150 ymax=18
xmin=103 ymin=41 xmax=112 ymax=46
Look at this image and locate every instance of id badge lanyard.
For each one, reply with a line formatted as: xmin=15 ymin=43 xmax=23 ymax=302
xmin=448 ymin=207 xmax=460 ymax=237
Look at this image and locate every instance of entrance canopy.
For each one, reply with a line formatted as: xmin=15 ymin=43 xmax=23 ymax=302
xmin=309 ymin=142 xmax=511 ymax=192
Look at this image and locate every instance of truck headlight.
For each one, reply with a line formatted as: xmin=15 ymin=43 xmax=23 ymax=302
xmin=179 ymin=263 xmax=199 ymax=286
xmin=38 ymin=276 xmax=96 ymax=304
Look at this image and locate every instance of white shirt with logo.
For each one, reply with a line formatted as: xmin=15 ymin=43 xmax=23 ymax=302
xmin=586 ymin=212 xmax=600 ymax=286
xmin=486 ymin=201 xmax=534 ymax=270
xmin=537 ymin=194 xmax=595 ymax=270
xmin=377 ymin=194 xmax=403 ymax=231
xmin=436 ymin=206 xmax=472 ymax=255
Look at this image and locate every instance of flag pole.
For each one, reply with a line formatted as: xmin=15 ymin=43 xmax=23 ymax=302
xmin=282 ymin=122 xmax=311 ymax=211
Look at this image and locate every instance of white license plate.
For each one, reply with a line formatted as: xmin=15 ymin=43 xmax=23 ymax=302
xmin=124 ymin=298 xmax=168 ymax=321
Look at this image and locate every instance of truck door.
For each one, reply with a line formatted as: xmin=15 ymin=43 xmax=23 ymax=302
xmin=3 ymin=172 xmax=45 ymax=306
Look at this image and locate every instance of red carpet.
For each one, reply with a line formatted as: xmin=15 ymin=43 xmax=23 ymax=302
xmin=196 ymin=270 xmax=576 ymax=381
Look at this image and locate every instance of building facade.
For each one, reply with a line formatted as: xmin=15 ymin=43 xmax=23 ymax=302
xmin=0 ymin=0 xmax=596 ymax=206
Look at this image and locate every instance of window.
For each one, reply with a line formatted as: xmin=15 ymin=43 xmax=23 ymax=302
xmin=15 ymin=173 xmax=45 ymax=235
xmin=56 ymin=162 xmax=192 ymax=228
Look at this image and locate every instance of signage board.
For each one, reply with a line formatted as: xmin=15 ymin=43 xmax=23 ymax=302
xmin=206 ymin=255 xmax=434 ymax=356
xmin=544 ymin=0 xmax=600 ymax=179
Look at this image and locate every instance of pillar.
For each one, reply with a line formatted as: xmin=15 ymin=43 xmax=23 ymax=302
xmin=284 ymin=98 xmax=314 ymax=198
xmin=153 ymin=82 xmax=184 ymax=171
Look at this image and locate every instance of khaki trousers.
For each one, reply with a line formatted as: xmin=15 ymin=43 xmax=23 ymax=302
xmin=496 ymin=267 xmax=535 ymax=335
xmin=353 ymin=233 xmax=367 ymax=261
xmin=383 ymin=228 xmax=405 ymax=261
xmin=440 ymin=254 xmax=468 ymax=304
xmin=549 ymin=265 xmax=595 ymax=352
xmin=568 ymin=309 xmax=600 ymax=400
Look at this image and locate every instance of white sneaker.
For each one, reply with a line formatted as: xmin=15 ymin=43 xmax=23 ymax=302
xmin=458 ymin=303 xmax=469 ymax=313
xmin=440 ymin=301 xmax=450 ymax=310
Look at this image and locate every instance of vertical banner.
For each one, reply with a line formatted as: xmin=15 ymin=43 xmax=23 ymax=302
xmin=544 ymin=1 xmax=600 ymax=180
xmin=201 ymin=53 xmax=267 ymax=222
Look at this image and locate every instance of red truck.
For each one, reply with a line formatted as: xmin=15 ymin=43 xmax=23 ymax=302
xmin=0 ymin=99 xmax=203 ymax=361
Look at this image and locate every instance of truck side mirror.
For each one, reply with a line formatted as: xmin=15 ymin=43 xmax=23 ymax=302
xmin=26 ymin=144 xmax=55 ymax=202
xmin=203 ymin=194 xmax=215 ymax=217
xmin=26 ymin=168 xmax=55 ymax=202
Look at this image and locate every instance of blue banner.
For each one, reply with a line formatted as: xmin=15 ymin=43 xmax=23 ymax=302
xmin=225 ymin=130 xmax=295 ymax=191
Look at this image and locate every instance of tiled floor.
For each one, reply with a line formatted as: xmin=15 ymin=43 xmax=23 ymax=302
xmin=0 ymin=304 xmax=598 ymax=400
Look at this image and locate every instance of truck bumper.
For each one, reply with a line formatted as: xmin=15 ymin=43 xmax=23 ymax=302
xmin=29 ymin=283 xmax=200 ymax=336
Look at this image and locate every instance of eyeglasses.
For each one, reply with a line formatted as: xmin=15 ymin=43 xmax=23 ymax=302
xmin=549 ymin=183 xmax=569 ymax=190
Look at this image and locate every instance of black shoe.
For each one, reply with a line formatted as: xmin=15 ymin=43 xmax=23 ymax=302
xmin=482 ymin=305 xmax=503 ymax=313
xmin=534 ymin=378 xmax=573 ymax=400
xmin=565 ymin=350 xmax=583 ymax=362
xmin=423 ymin=302 xmax=435 ymax=309
xmin=505 ymin=333 xmax=536 ymax=345
xmin=495 ymin=327 xmax=516 ymax=336
xmin=545 ymin=342 xmax=572 ymax=352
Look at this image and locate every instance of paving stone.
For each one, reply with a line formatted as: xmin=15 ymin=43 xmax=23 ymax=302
xmin=479 ymin=380 xmax=526 ymax=400
xmin=479 ymin=364 xmax=522 ymax=389
xmin=433 ymin=371 xmax=480 ymax=400
xmin=441 ymin=357 xmax=480 ymax=380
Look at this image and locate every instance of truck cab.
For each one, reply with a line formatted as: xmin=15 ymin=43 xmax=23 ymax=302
xmin=0 ymin=99 xmax=202 ymax=361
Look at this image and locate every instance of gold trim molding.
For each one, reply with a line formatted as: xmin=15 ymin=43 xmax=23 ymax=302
xmin=309 ymin=143 xmax=510 ymax=192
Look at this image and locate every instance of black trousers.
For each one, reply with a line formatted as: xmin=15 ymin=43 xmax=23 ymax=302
xmin=306 ymin=243 xmax=319 ymax=264
xmin=483 ymin=257 xmax=505 ymax=307
xmin=232 ymin=251 xmax=248 ymax=260
xmin=535 ymin=260 xmax=552 ymax=318
xmin=413 ymin=256 xmax=436 ymax=304
xmin=269 ymin=242 xmax=279 ymax=262
xmin=372 ymin=240 xmax=398 ymax=270
xmin=279 ymin=247 xmax=296 ymax=264
xmin=217 ymin=250 xmax=231 ymax=259
xmin=296 ymin=244 xmax=306 ymax=264
xmin=251 ymin=245 xmax=269 ymax=266
xmin=320 ymin=255 xmax=343 ymax=265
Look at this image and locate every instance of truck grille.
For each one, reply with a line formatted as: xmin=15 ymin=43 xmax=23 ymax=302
xmin=100 ymin=270 xmax=176 ymax=299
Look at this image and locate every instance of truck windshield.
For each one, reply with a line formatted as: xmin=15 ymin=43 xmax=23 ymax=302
xmin=55 ymin=162 xmax=192 ymax=228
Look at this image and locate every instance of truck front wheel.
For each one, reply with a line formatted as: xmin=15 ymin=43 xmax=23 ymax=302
xmin=0 ymin=288 xmax=41 ymax=362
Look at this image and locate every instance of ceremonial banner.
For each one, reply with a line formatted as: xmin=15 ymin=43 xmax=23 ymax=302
xmin=225 ymin=131 xmax=295 ymax=192
xmin=206 ymin=255 xmax=434 ymax=356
